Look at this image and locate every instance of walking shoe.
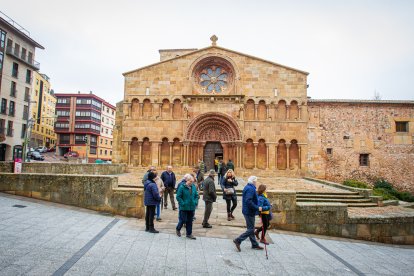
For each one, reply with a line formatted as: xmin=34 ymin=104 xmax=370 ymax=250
xmin=254 ymin=229 xmax=259 ymax=240
xmin=233 ymin=239 xmax=241 ymax=252
xmin=193 ymin=217 xmax=196 ymax=221
xmin=156 ymin=217 xmax=162 ymax=221
xmin=176 ymin=230 xmax=181 ymax=237
xmin=202 ymin=224 xmax=212 ymax=228
xmin=260 ymin=239 xmax=269 ymax=245
xmin=227 ymin=213 xmax=232 ymax=221
xmin=173 ymin=207 xmax=177 ymax=210
xmin=148 ymin=228 xmax=159 ymax=234
xmin=252 ymin=245 xmax=264 ymax=250
xmin=145 ymin=228 xmax=149 ymax=232
xmin=186 ymin=235 xmax=196 ymax=240
xmin=230 ymin=213 xmax=235 ymax=219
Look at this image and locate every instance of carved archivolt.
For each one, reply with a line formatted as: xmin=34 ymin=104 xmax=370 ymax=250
xmin=185 ymin=112 xmax=242 ymax=142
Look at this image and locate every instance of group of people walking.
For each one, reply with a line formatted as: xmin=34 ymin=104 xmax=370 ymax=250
xmin=143 ymin=163 xmax=272 ymax=250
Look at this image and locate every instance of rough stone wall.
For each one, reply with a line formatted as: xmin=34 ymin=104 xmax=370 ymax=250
xmin=308 ymin=102 xmax=414 ymax=193
xmin=0 ymin=162 xmax=13 ymax=173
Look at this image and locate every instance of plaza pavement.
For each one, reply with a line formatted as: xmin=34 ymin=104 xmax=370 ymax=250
xmin=1 ymin=192 xmax=414 ymax=276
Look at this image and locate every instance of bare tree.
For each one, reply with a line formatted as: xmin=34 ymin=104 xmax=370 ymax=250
xmin=373 ymin=90 xmax=382 ymax=100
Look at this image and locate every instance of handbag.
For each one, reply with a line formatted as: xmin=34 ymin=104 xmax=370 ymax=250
xmin=225 ymin=188 xmax=234 ymax=195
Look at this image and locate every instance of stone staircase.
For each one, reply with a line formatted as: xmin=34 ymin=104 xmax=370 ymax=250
xmin=296 ymin=191 xmax=378 ymax=207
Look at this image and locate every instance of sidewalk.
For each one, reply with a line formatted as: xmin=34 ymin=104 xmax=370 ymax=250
xmin=1 ymin=193 xmax=413 ymax=275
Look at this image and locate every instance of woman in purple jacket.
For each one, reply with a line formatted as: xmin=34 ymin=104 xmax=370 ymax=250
xmin=144 ymin=171 xmax=161 ymax=233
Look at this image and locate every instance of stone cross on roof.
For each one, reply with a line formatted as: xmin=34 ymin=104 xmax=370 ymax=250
xmin=210 ymin=35 xmax=218 ymax=46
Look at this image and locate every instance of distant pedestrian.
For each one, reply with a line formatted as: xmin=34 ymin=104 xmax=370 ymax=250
xmin=254 ymin=184 xmax=272 ymax=245
xmin=154 ymin=170 xmax=165 ymax=221
xmin=217 ymin=160 xmax=223 ymax=183
xmin=202 ymin=169 xmax=217 ymax=228
xmin=144 ymin=171 xmax=161 ymax=233
xmin=221 ymin=169 xmax=238 ymax=221
xmin=214 ymin=158 xmax=219 ymax=172
xmin=161 ymin=166 xmax=177 ymax=210
xmin=142 ymin=165 xmax=156 ymax=185
xmin=193 ymin=166 xmax=204 ymax=191
xmin=233 ymin=176 xmax=264 ymax=251
xmin=219 ymin=160 xmax=227 ymax=184
xmin=176 ymin=173 xmax=198 ymax=239
xmin=227 ymin=159 xmax=235 ymax=172
xmin=198 ymin=159 xmax=206 ymax=173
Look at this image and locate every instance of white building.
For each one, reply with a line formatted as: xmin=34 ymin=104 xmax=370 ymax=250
xmin=0 ymin=12 xmax=44 ymax=161
xmin=98 ymin=101 xmax=116 ymax=161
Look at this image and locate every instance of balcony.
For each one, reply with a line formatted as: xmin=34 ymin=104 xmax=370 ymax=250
xmin=6 ymin=128 xmax=14 ymax=137
xmin=6 ymin=46 xmax=40 ymax=70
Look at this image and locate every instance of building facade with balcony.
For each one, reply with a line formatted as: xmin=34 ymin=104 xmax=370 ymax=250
xmin=54 ymin=93 xmax=115 ymax=162
xmin=98 ymin=101 xmax=115 ymax=161
xmin=0 ymin=12 xmax=44 ymax=161
xmin=30 ymin=72 xmax=56 ymax=148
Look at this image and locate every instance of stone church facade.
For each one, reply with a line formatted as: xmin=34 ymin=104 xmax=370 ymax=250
xmin=113 ymin=37 xmax=414 ymax=192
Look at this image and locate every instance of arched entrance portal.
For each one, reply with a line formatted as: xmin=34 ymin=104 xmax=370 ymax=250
xmin=185 ymin=112 xmax=242 ymax=170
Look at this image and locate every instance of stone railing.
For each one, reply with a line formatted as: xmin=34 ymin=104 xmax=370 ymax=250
xmin=0 ymin=162 xmax=127 ymax=175
xmin=267 ymin=190 xmax=414 ymax=245
xmin=0 ymin=173 xmax=144 ymax=218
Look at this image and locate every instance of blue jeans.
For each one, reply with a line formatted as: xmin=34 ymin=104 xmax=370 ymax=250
xmin=156 ymin=203 xmax=161 ymax=219
xmin=235 ymin=215 xmax=259 ymax=247
xmin=176 ymin=210 xmax=195 ymax=236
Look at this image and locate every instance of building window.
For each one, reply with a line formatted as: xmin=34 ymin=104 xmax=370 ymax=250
xmin=110 ymin=151 xmax=112 ymax=155
xmin=9 ymin=101 xmax=15 ymax=116
xmin=359 ymin=154 xmax=369 ymax=166
xmin=59 ymin=134 xmax=70 ymax=144
xmin=396 ymin=121 xmax=409 ymax=133
xmin=100 ymin=149 xmax=102 ymax=155
xmin=14 ymin=43 xmax=20 ymax=56
xmin=23 ymin=106 xmax=29 ymax=120
xmin=0 ymin=119 xmax=5 ymax=135
xmin=105 ymin=150 xmax=107 ymax=155
xmin=55 ymin=123 xmax=69 ymax=128
xmin=75 ymin=135 xmax=86 ymax=144
xmin=57 ymin=110 xmax=70 ymax=116
xmin=57 ymin=98 xmax=70 ymax=104
xmin=0 ymin=30 xmax=5 ymax=48
xmin=26 ymin=70 xmax=32 ymax=84
xmin=21 ymin=124 xmax=27 ymax=138
xmin=6 ymin=121 xmax=13 ymax=136
xmin=0 ymin=52 xmax=3 ymax=70
xmin=199 ymin=66 xmax=228 ymax=93
xmin=105 ymin=139 xmax=108 ymax=145
xmin=10 ymin=81 xmax=17 ymax=97
xmin=76 ymin=98 xmax=92 ymax=105
xmin=327 ymin=148 xmax=332 ymax=155
xmin=110 ymin=141 xmax=112 ymax=146
xmin=1 ymin=98 xmax=7 ymax=114
xmin=21 ymin=48 xmax=27 ymax=60
xmin=12 ymin=62 xmax=19 ymax=78
xmin=24 ymin=87 xmax=30 ymax=102
xmin=90 ymin=147 xmax=97 ymax=154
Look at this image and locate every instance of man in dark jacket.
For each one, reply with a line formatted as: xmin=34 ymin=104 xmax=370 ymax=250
xmin=142 ymin=166 xmax=156 ymax=185
xmin=227 ymin=160 xmax=235 ymax=171
xmin=144 ymin=171 xmax=161 ymax=233
xmin=202 ymin=169 xmax=217 ymax=228
xmin=161 ymin=165 xmax=177 ymax=210
xmin=233 ymin=176 xmax=263 ymax=251
xmin=193 ymin=166 xmax=204 ymax=191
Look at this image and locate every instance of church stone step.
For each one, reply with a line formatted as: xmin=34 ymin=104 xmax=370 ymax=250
xmin=297 ymin=194 xmax=365 ymax=199
xmin=296 ymin=198 xmax=373 ymax=203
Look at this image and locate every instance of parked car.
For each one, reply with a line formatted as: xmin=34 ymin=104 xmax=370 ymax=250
xmin=27 ymin=151 xmax=35 ymax=158
xmin=47 ymin=146 xmax=56 ymax=152
xmin=64 ymin=151 xmax=79 ymax=158
xmin=31 ymin=151 xmax=45 ymax=161
xmin=36 ymin=146 xmax=48 ymax=153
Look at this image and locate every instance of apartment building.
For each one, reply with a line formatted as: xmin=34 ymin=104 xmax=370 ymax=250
xmin=0 ymin=12 xmax=44 ymax=161
xmin=30 ymin=71 xmax=57 ymax=148
xmin=54 ymin=92 xmax=115 ymax=162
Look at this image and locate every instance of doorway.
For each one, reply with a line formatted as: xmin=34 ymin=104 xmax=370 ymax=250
xmin=203 ymin=142 xmax=223 ymax=171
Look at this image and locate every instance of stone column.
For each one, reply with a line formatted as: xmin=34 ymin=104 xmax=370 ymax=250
xmin=139 ymin=103 xmax=144 ymax=118
xmin=254 ymin=104 xmax=258 ymax=120
xmin=127 ymin=142 xmax=131 ymax=166
xmin=274 ymin=106 xmax=278 ymax=121
xmin=286 ymin=105 xmax=290 ymax=120
xmin=170 ymin=103 xmax=173 ymax=119
xmin=286 ymin=143 xmax=290 ymax=170
xmin=169 ymin=142 xmax=173 ymax=166
xmin=138 ymin=142 xmax=142 ymax=167
xmin=298 ymin=106 xmax=302 ymax=120
xmin=222 ymin=142 xmax=228 ymax=163
xmin=266 ymin=105 xmax=269 ymax=120
xmin=254 ymin=142 xmax=258 ymax=169
xmin=266 ymin=144 xmax=269 ymax=169
xmin=275 ymin=144 xmax=278 ymax=170
xmin=299 ymin=145 xmax=302 ymax=169
xmin=184 ymin=142 xmax=190 ymax=166
xmin=158 ymin=104 xmax=162 ymax=119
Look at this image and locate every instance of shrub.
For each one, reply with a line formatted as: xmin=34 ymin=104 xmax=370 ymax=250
xmin=396 ymin=192 xmax=414 ymax=202
xmin=343 ymin=179 xmax=369 ymax=189
xmin=373 ymin=188 xmax=398 ymax=200
xmin=374 ymin=179 xmax=393 ymax=190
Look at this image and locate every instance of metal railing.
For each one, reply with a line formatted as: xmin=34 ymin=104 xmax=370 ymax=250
xmin=6 ymin=46 xmax=40 ymax=70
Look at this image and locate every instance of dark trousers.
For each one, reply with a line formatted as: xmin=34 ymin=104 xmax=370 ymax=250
xmin=225 ymin=198 xmax=237 ymax=213
xmin=256 ymin=214 xmax=270 ymax=238
xmin=164 ymin=187 xmax=176 ymax=209
xmin=235 ymin=215 xmax=259 ymax=247
xmin=145 ymin=205 xmax=156 ymax=230
xmin=176 ymin=210 xmax=195 ymax=236
xmin=203 ymin=201 xmax=213 ymax=225
xmin=218 ymin=173 xmax=222 ymax=184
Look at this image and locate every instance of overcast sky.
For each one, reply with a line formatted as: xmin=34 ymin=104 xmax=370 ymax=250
xmin=2 ymin=0 xmax=413 ymax=105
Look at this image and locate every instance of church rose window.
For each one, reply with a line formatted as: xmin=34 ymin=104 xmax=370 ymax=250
xmin=200 ymin=66 xmax=228 ymax=93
